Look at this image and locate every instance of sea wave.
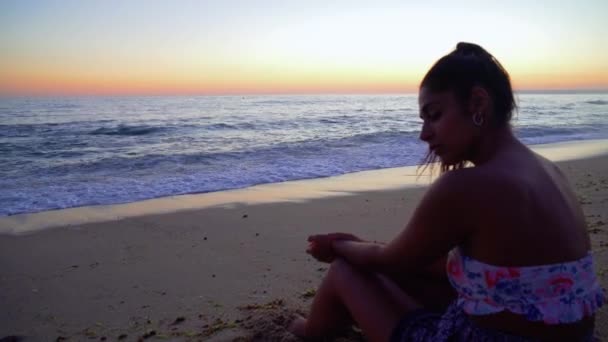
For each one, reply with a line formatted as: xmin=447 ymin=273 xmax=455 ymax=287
xmin=204 ymin=122 xmax=257 ymax=130
xmin=0 ymin=120 xmax=115 ymax=137
xmin=89 ymin=124 xmax=167 ymax=136
xmin=585 ymin=100 xmax=608 ymax=105
xmin=1 ymin=94 xmax=607 ymax=217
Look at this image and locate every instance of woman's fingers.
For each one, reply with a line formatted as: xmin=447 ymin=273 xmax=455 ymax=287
xmin=309 ymin=233 xmax=352 ymax=242
xmin=306 ymin=241 xmax=316 ymax=254
xmin=307 ymin=233 xmax=362 ymax=263
xmin=308 ymin=235 xmax=320 ymax=242
xmin=306 ymin=239 xmax=334 ymax=262
xmin=327 ymin=232 xmax=356 ymax=241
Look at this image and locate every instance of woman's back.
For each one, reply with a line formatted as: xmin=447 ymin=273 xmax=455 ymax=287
xmin=461 ymin=142 xmax=590 ymax=266
xmin=455 ymin=142 xmax=595 ymax=340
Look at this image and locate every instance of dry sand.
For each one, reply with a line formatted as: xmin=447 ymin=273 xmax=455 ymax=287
xmin=1 ymin=149 xmax=607 ymax=341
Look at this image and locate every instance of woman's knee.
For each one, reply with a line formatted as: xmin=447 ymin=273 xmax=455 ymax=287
xmin=327 ymin=258 xmax=350 ymax=278
xmin=327 ymin=258 xmax=370 ymax=285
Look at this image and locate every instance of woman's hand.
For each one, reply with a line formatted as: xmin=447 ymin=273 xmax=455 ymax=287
xmin=306 ymin=233 xmax=362 ymax=263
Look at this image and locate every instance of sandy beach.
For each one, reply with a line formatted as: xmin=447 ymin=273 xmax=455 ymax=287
xmin=1 ymin=142 xmax=607 ymax=341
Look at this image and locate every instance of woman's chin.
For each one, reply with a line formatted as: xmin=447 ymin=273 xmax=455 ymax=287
xmin=437 ymin=153 xmax=451 ymax=164
xmin=438 ymin=154 xmax=465 ymax=167
xmin=429 ymin=149 xmax=464 ymax=167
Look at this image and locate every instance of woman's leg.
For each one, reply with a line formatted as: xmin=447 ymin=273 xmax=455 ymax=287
xmin=289 ymin=258 xmax=422 ymax=342
xmin=387 ymin=270 xmax=456 ymax=311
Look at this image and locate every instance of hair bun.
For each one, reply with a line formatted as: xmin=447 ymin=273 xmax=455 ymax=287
xmin=455 ymin=42 xmax=488 ymax=57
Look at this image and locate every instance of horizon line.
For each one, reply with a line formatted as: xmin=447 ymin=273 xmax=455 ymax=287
xmin=1 ymin=88 xmax=608 ymax=98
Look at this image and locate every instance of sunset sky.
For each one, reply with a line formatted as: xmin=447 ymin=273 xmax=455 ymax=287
xmin=1 ymin=0 xmax=607 ymax=95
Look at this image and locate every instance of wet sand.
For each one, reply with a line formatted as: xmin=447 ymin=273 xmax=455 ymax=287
xmin=1 ymin=142 xmax=607 ymax=341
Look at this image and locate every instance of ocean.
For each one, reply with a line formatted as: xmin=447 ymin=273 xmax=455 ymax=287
xmin=1 ymin=93 xmax=607 ymax=217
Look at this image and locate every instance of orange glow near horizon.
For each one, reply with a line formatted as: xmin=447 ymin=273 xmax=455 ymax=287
xmin=3 ymin=63 xmax=607 ymax=96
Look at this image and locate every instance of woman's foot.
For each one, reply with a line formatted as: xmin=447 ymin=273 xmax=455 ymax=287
xmin=288 ymin=315 xmax=308 ymax=337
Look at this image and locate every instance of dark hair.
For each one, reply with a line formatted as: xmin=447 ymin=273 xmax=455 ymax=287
xmin=420 ymin=42 xmax=517 ymax=127
xmin=418 ymin=42 xmax=517 ymax=174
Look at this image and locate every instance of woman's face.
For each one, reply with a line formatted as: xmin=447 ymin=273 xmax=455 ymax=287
xmin=418 ymin=87 xmax=478 ymax=165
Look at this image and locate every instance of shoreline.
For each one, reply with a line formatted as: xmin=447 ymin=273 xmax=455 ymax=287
xmin=2 ymin=138 xmax=607 ymax=235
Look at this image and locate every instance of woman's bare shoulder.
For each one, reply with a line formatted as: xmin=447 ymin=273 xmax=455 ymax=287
xmin=435 ymin=166 xmax=520 ymax=193
xmin=534 ymin=153 xmax=570 ymax=180
xmin=430 ymin=167 xmax=533 ymax=216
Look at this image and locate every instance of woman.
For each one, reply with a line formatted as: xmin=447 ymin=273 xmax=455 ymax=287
xmin=288 ymin=43 xmax=604 ymax=341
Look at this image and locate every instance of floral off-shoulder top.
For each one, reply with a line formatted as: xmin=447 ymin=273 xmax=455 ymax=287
xmin=446 ymin=247 xmax=605 ymax=324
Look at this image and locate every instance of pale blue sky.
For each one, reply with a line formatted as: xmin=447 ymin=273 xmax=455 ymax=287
xmin=1 ymin=0 xmax=607 ymax=94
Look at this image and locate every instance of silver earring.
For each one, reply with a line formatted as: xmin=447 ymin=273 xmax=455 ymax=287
xmin=473 ymin=112 xmax=484 ymax=127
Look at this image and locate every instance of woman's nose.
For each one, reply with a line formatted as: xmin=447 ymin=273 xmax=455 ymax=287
xmin=419 ymin=121 xmax=433 ymax=142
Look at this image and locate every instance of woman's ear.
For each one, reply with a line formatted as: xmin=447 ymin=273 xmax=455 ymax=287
xmin=468 ymin=86 xmax=491 ymax=118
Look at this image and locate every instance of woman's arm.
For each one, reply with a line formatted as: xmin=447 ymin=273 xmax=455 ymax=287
xmin=307 ymin=233 xmax=385 ymax=262
xmin=332 ymin=171 xmax=476 ymax=275
xmin=331 ymin=240 xmax=383 ymax=269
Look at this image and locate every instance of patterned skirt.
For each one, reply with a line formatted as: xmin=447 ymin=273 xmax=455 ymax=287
xmin=390 ymin=301 xmax=594 ymax=342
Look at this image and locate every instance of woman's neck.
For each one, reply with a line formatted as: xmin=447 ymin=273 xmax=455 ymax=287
xmin=469 ymin=126 xmax=520 ymax=166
